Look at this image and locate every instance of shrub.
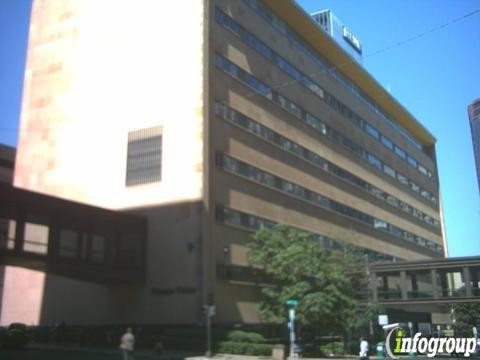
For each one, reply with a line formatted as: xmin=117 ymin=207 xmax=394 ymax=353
xmin=217 ymin=341 xmax=271 ymax=356
xmin=245 ymin=343 xmax=272 ymax=356
xmin=226 ymin=330 xmax=266 ymax=344
xmin=320 ymin=341 xmax=344 ymax=356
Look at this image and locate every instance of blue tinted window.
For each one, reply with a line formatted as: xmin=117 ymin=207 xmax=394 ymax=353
xmin=407 ymin=155 xmax=417 ymax=167
xmin=381 ymin=135 xmax=393 ymax=150
xmin=366 ymin=123 xmax=379 ymax=139
xmin=394 ymin=146 xmax=406 ymax=159
xmin=368 ymin=154 xmax=382 ymax=169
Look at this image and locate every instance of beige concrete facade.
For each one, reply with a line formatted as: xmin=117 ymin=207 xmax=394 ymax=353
xmin=6 ymin=0 xmax=444 ymax=326
xmin=8 ymin=0 xmax=206 ymax=326
xmin=14 ymin=0 xmax=204 ymax=209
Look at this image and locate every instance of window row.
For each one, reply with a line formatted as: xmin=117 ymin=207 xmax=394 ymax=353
xmin=216 ymin=206 xmax=405 ymax=263
xmin=214 ymin=103 xmax=440 ymax=229
xmin=0 ymin=217 xmax=144 ymax=268
xmin=214 ymin=55 xmax=438 ymax=206
xmin=216 ymin=8 xmax=433 ymax=180
xmin=217 ymin=153 xmax=442 ymax=254
xmin=241 ymin=0 xmax=426 ymax=153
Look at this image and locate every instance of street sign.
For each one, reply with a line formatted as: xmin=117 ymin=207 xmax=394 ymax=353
xmin=204 ymin=305 xmax=216 ymax=317
xmin=286 ymin=299 xmax=299 ymax=306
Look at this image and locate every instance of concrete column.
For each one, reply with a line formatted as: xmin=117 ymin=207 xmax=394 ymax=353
xmin=13 ymin=212 xmax=25 ymax=252
xmin=400 ymin=271 xmax=408 ymax=300
xmin=464 ymin=267 xmax=472 ymax=297
xmin=47 ymin=221 xmax=58 ymax=257
xmin=431 ymin=268 xmax=439 ymax=299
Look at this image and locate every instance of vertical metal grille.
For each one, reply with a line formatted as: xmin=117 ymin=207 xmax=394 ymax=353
xmin=126 ymin=126 xmax=162 ymax=186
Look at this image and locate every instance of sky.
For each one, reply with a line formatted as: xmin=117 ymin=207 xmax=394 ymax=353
xmin=0 ymin=0 xmax=479 ymax=257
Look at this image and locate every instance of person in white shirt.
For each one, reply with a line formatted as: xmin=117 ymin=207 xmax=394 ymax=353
xmin=119 ymin=327 xmax=135 ymax=360
xmin=359 ymin=337 xmax=369 ymax=360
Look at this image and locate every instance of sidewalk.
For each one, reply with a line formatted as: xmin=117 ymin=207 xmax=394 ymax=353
xmin=26 ymin=344 xmax=444 ymax=360
xmin=28 ymin=342 xmax=188 ymax=359
xmin=26 ymin=344 xmax=363 ymax=360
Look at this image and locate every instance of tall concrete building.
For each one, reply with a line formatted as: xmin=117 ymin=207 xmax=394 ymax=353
xmin=5 ymin=0 xmax=443 ymax=326
xmin=468 ymin=98 xmax=480 ymax=194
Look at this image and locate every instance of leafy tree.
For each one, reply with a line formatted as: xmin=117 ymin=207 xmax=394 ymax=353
xmin=452 ymin=303 xmax=480 ymax=337
xmin=247 ymin=225 xmax=366 ymax=334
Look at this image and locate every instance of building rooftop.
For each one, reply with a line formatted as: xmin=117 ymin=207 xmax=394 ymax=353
xmin=264 ymin=0 xmax=436 ymax=147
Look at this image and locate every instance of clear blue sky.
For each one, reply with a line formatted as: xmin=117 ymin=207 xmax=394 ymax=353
xmin=0 ymin=0 xmax=479 ymax=257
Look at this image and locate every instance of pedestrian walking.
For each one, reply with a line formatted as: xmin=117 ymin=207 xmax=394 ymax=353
xmin=359 ymin=337 xmax=369 ymax=360
xmin=119 ymin=327 xmax=135 ymax=360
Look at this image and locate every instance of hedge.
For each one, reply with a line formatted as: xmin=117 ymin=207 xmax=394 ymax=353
xmin=217 ymin=341 xmax=272 ymax=356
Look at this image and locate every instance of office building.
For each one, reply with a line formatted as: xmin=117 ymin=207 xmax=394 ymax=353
xmin=5 ymin=0 xmax=443 ymax=326
xmin=468 ymin=99 xmax=480 ymax=194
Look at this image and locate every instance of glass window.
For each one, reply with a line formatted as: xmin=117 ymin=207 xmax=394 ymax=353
xmin=319 ymin=123 xmax=327 ymax=135
xmin=394 ymin=146 xmax=406 ymax=159
xmin=223 ymin=156 xmax=238 ymax=172
xmin=381 ymin=135 xmax=394 ymax=150
xmin=397 ymin=173 xmax=409 ymax=186
xmin=421 ymin=190 xmax=431 ymax=200
xmin=410 ymin=181 xmax=420 ymax=193
xmin=24 ymin=222 xmax=49 ymax=255
xmin=365 ymin=123 xmax=379 ymax=139
xmin=288 ymin=102 xmax=302 ymax=118
xmin=303 ymin=78 xmax=324 ymax=98
xmin=374 ymin=219 xmax=388 ymax=230
xmin=386 ymin=195 xmax=398 ymax=206
xmin=306 ymin=113 xmax=321 ymax=129
xmin=391 ymin=226 xmax=404 ymax=238
xmin=399 ymin=201 xmax=410 ymax=212
xmin=383 ymin=164 xmax=396 ymax=178
xmin=244 ymin=74 xmax=272 ymax=98
xmin=91 ymin=234 xmax=106 ymax=263
xmin=418 ymin=164 xmax=428 ymax=176
xmin=275 ymin=56 xmax=301 ymax=80
xmin=59 ymin=229 xmax=79 ymax=258
xmin=368 ymin=153 xmax=382 ymax=170
xmin=413 ymin=209 xmax=423 ymax=219
xmin=407 ymin=155 xmax=417 ymax=167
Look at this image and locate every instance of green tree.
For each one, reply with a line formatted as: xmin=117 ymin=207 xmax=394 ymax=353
xmin=247 ymin=225 xmax=365 ymax=333
xmin=452 ymin=302 xmax=480 ymax=337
